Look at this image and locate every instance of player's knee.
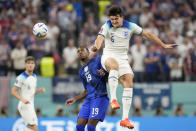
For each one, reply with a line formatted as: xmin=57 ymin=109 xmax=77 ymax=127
xmin=27 ymin=126 xmax=37 ymax=131
xmin=77 ymin=118 xmax=88 ymax=126
xmin=27 ymin=124 xmax=37 ymax=131
xmin=87 ymin=119 xmax=99 ymax=127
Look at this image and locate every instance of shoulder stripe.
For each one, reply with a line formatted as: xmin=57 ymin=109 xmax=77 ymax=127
xmin=106 ymin=20 xmax=113 ymax=29
xmin=122 ymin=20 xmax=132 ymax=29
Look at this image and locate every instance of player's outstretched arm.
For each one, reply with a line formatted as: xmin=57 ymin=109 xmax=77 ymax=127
xmin=11 ymin=86 xmax=30 ymax=104
xmin=35 ymin=88 xmax=46 ymax=94
xmin=142 ymin=30 xmax=178 ymax=48
xmin=65 ymin=90 xmax=87 ymax=107
xmin=91 ymin=35 xmax=105 ymax=52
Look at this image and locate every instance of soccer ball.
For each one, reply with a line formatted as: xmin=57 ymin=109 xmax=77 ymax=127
xmin=33 ymin=23 xmax=48 ymax=38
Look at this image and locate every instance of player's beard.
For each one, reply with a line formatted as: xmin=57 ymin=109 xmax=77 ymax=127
xmin=81 ymin=58 xmax=87 ymax=62
xmin=80 ymin=57 xmax=89 ymax=64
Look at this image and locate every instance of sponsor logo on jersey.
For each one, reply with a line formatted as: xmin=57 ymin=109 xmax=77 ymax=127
xmin=124 ymin=31 xmax=128 ymax=37
xmin=84 ymin=66 xmax=88 ymax=72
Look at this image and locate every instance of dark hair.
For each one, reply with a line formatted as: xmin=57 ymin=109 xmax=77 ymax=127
xmin=78 ymin=46 xmax=89 ymax=52
xmin=108 ymin=5 xmax=124 ymax=16
xmin=25 ymin=56 xmax=35 ymax=63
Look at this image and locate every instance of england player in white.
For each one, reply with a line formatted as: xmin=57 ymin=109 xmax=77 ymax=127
xmin=91 ymin=6 xmax=178 ymax=129
xmin=11 ymin=56 xmax=45 ymax=131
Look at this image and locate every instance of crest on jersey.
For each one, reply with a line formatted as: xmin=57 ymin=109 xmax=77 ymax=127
xmin=124 ymin=31 xmax=128 ymax=37
xmin=84 ymin=66 xmax=88 ymax=72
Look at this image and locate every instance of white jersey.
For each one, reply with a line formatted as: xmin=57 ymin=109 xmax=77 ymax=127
xmin=14 ymin=72 xmax=37 ymax=104
xmin=99 ymin=20 xmax=142 ymax=57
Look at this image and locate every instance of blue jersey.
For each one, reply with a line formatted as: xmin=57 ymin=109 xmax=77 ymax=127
xmin=79 ymin=57 xmax=108 ymax=99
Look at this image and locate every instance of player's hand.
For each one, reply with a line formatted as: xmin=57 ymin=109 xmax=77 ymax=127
xmin=22 ymin=99 xmax=30 ymax=104
xmin=65 ymin=98 xmax=76 ymax=107
xmin=97 ymin=69 xmax=105 ymax=76
xmin=91 ymin=45 xmax=98 ymax=52
xmin=163 ymin=44 xmax=178 ymax=49
xmin=39 ymin=88 xmax=46 ymax=93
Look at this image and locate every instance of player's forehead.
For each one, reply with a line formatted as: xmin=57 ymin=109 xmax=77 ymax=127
xmin=110 ymin=15 xmax=121 ymax=20
xmin=26 ymin=60 xmax=35 ymax=64
xmin=77 ymin=47 xmax=87 ymax=52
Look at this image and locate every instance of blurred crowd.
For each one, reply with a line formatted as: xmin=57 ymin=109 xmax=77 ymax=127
xmin=0 ymin=0 xmax=196 ymax=82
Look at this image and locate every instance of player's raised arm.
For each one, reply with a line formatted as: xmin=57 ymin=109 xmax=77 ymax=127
xmin=91 ymin=35 xmax=105 ymax=52
xmin=142 ymin=29 xmax=178 ymax=48
xmin=11 ymin=86 xmax=30 ymax=104
xmin=66 ymin=90 xmax=87 ymax=107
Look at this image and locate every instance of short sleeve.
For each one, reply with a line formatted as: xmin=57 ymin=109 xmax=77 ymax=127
xmin=14 ymin=77 xmax=23 ymax=88
xmin=131 ymin=23 xmax=143 ymax=35
xmin=98 ymin=23 xmax=108 ymax=37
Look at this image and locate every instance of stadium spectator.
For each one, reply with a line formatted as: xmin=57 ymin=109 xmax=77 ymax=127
xmin=62 ymin=39 xmax=78 ymax=75
xmin=194 ymin=110 xmax=196 ymax=116
xmin=57 ymin=2 xmax=76 ymax=43
xmin=0 ymin=106 xmax=8 ymax=117
xmin=174 ymin=104 xmax=184 ymax=116
xmin=36 ymin=107 xmax=42 ymax=117
xmin=144 ymin=44 xmax=160 ymax=82
xmin=169 ymin=11 xmax=184 ymax=34
xmin=168 ymin=49 xmax=183 ymax=81
xmin=130 ymin=36 xmax=146 ymax=82
xmin=0 ymin=39 xmax=11 ymax=76
xmin=55 ymin=105 xmax=64 ymax=117
xmin=29 ymin=38 xmax=45 ymax=65
xmin=132 ymin=106 xmax=143 ymax=117
xmin=45 ymin=20 xmax=60 ymax=54
xmin=183 ymin=49 xmax=194 ymax=81
xmin=160 ymin=49 xmax=172 ymax=81
xmin=11 ymin=41 xmax=27 ymax=76
xmin=154 ymin=105 xmax=164 ymax=116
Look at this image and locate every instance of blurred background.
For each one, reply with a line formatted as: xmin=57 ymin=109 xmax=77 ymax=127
xmin=0 ymin=0 xmax=196 ymax=131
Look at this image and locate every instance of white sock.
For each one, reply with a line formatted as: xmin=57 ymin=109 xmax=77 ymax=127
xmin=122 ymin=88 xmax=133 ymax=120
xmin=108 ymin=70 xmax=118 ymax=102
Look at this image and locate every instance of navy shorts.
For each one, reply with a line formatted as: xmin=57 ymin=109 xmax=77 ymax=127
xmin=78 ymin=96 xmax=109 ymax=122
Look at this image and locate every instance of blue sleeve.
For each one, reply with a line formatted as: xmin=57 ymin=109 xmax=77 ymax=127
xmin=79 ymin=71 xmax=87 ymax=89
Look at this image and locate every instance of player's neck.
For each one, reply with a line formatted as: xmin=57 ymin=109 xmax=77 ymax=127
xmin=25 ymin=70 xmax=33 ymax=76
xmin=81 ymin=58 xmax=90 ymax=65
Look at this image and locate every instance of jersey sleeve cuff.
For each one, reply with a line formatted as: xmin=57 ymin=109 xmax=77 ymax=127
xmin=14 ymin=85 xmax=21 ymax=88
xmin=138 ymin=28 xmax=143 ymax=35
xmin=98 ymin=33 xmax=105 ymax=38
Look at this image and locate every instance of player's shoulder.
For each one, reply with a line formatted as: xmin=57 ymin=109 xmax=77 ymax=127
xmin=32 ymin=73 xmax=37 ymax=79
xmin=121 ymin=20 xmax=138 ymax=30
xmin=16 ymin=72 xmax=28 ymax=81
xmin=91 ymin=57 xmax=101 ymax=64
xmin=103 ymin=20 xmax=113 ymax=29
xmin=79 ymin=66 xmax=85 ymax=75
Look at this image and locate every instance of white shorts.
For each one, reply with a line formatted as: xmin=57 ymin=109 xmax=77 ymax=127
xmin=18 ymin=102 xmax=38 ymax=126
xmin=101 ymin=54 xmax=134 ymax=77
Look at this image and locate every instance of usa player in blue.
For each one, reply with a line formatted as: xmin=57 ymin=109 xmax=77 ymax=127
xmin=66 ymin=47 xmax=109 ymax=131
